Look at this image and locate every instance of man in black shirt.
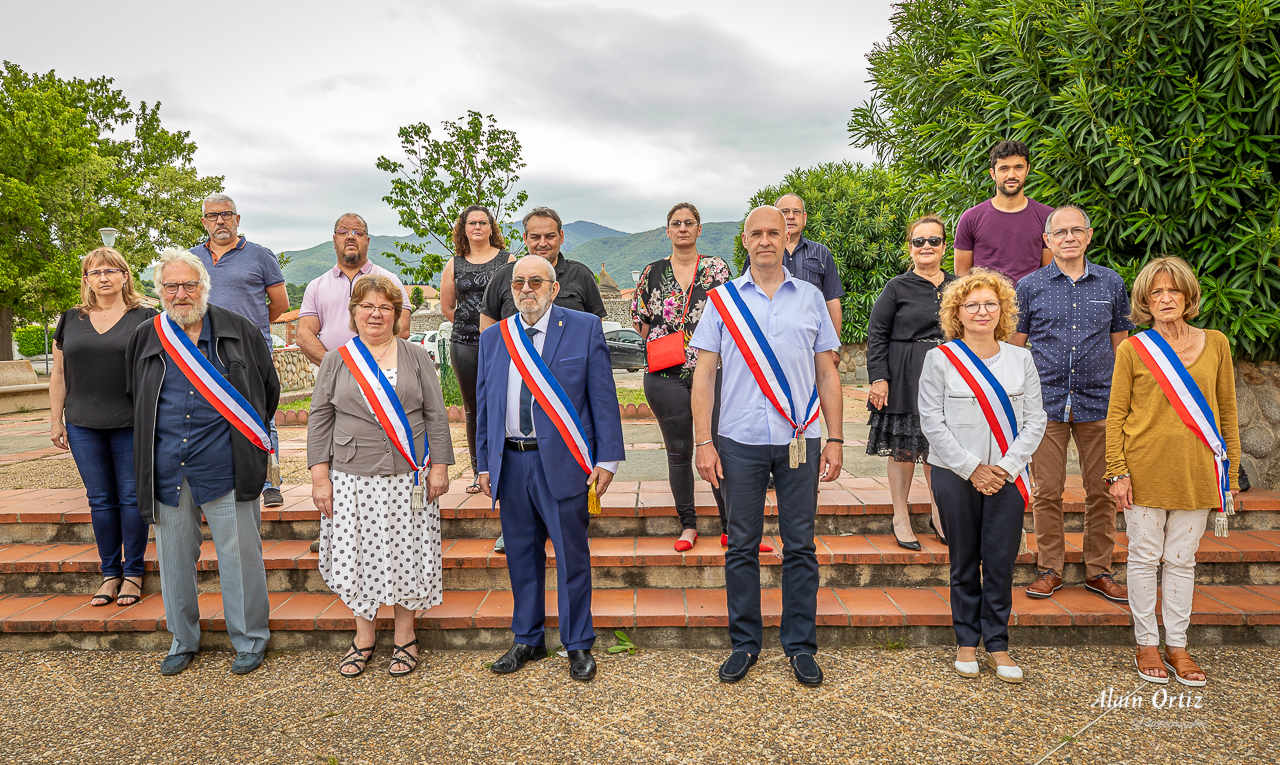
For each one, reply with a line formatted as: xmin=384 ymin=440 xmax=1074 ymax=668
xmin=479 ymin=207 xmax=607 ymax=330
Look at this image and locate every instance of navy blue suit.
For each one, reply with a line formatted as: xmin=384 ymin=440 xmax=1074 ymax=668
xmin=476 ymin=305 xmax=625 ymax=650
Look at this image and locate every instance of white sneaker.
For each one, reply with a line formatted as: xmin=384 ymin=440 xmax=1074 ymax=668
xmin=987 ymin=655 xmax=1024 ymax=684
xmin=954 ymin=659 xmax=979 ymax=678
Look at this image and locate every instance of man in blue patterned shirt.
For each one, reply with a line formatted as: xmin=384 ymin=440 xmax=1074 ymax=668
xmin=1011 ymin=205 xmax=1135 ymax=604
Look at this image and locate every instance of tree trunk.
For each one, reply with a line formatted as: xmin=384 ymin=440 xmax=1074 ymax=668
xmin=0 ymin=306 xmax=12 ymax=362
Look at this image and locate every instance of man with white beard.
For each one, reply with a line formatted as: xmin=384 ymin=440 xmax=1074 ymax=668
xmin=125 ymin=248 xmax=280 ymax=676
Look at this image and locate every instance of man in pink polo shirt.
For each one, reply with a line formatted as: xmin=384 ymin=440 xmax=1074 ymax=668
xmin=296 ymin=212 xmax=411 ymax=366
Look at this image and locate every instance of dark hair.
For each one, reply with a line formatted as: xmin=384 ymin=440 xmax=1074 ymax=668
xmin=906 ymin=214 xmax=947 ymax=242
xmin=989 ymin=140 xmax=1030 ymax=169
xmin=452 ymin=205 xmax=507 ymax=256
xmin=522 ymin=206 xmax=562 ymax=232
xmin=666 ymin=202 xmax=701 ymax=224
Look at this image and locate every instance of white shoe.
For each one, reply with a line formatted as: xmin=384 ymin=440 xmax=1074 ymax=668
xmin=954 ymin=659 xmax=979 ymax=678
xmin=987 ymin=655 xmax=1023 ymax=684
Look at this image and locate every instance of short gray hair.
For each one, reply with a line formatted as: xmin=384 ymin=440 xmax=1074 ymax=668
xmin=154 ymin=248 xmax=212 ymax=293
xmin=515 ymin=255 xmax=556 ymax=282
xmin=1045 ymin=205 xmax=1091 ymax=235
xmin=775 ymin=193 xmax=805 ymax=211
xmin=202 ymin=193 xmax=237 ymax=212
xmin=334 ymin=212 xmax=368 ymax=231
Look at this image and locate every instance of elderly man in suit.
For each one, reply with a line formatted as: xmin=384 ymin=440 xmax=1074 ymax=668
xmin=476 ymin=255 xmax=625 ymax=682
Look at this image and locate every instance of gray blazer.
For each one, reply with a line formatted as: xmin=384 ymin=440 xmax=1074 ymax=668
xmin=307 ymin=338 xmax=455 ymax=476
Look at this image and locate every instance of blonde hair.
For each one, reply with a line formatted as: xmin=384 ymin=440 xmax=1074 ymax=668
xmin=906 ymin=214 xmax=947 ymax=242
xmin=348 ymin=274 xmax=405 ymax=335
xmin=77 ymin=248 xmax=145 ymax=317
xmin=939 ymin=268 xmax=1020 ymax=341
xmin=1129 ymin=256 xmax=1201 ymax=326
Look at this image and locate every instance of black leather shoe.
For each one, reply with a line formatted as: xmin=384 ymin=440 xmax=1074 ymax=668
xmin=568 ymin=649 xmax=596 ymax=681
xmin=490 ymin=642 xmax=545 ymax=674
xmin=893 ymin=531 xmax=922 ymax=551
xmin=718 ymin=650 xmax=758 ymax=683
xmin=790 ymin=653 xmax=824 ymax=686
xmin=262 ymin=488 xmax=284 ymax=508
xmin=159 ymin=652 xmax=196 ymax=676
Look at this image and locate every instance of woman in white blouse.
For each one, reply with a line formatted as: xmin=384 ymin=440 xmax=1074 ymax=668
xmin=918 ymin=268 xmax=1046 ymax=683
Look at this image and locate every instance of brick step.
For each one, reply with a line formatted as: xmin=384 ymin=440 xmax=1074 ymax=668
xmin=5 ymin=531 xmax=1278 ymax=594
xmin=2 ymin=584 xmax=1277 ymax=651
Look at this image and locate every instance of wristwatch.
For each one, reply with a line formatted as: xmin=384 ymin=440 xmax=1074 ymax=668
xmin=1105 ymin=473 xmax=1130 ymax=486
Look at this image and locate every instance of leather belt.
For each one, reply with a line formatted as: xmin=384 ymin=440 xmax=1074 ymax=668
xmin=505 ymin=438 xmax=539 ymax=451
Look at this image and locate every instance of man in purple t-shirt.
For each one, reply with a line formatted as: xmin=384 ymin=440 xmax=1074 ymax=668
xmin=954 ymin=140 xmax=1054 ymax=283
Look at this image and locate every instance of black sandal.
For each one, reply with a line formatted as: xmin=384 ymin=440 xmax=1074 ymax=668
xmin=465 ymin=475 xmax=483 ymax=494
xmin=389 ymin=639 xmax=419 ymax=677
xmin=91 ymin=576 xmax=123 ymax=607
xmin=339 ymin=640 xmax=376 ymax=677
xmin=116 ymin=576 xmax=143 ymax=607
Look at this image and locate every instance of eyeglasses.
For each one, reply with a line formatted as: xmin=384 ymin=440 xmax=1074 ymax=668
xmin=202 ymin=211 xmax=237 ymax=221
xmin=335 ymin=228 xmax=368 ymax=238
xmin=85 ymin=268 xmax=125 ymax=278
xmin=512 ymin=276 xmax=550 ymax=290
xmin=1050 ymin=227 xmax=1088 ymax=240
xmin=357 ymin=303 xmax=395 ymax=316
xmin=962 ymin=301 xmax=1001 ymax=314
xmin=668 ymin=219 xmax=699 ymax=229
xmin=161 ymin=281 xmax=202 ymax=295
xmin=778 ymin=208 xmax=805 ymax=216
xmin=466 ymin=220 xmax=490 ymax=228
xmin=910 ymin=237 xmax=944 ymax=248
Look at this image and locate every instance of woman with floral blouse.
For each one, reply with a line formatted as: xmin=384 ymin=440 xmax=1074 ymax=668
xmin=632 ymin=203 xmax=771 ymax=553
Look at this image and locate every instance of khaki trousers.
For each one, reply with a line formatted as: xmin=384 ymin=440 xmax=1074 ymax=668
xmin=1030 ymin=419 xmax=1116 ymax=578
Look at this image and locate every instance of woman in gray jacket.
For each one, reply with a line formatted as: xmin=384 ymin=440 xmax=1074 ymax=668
xmin=918 ymin=269 xmax=1046 ymax=684
xmin=309 ymin=275 xmax=454 ymax=678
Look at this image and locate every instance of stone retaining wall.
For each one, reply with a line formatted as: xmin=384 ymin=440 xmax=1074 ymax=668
xmin=1234 ymin=360 xmax=1280 ymax=491
xmin=410 ymin=310 xmax=447 ymax=334
xmin=273 ymin=349 xmax=316 ymax=392
xmin=837 ymin=343 xmax=868 ymax=384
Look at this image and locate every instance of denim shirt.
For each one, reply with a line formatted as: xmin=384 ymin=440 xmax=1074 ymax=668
xmin=154 ymin=318 xmax=236 ymax=507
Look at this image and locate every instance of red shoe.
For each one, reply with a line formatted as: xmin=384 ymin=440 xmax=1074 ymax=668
xmin=674 ymin=532 xmax=697 ymax=552
xmin=720 ymin=533 xmax=775 ymax=553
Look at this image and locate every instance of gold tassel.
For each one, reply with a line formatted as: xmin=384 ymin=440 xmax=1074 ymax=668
xmin=267 ymin=452 xmax=281 ymax=487
xmin=411 ymin=484 xmax=425 ymax=510
xmin=588 ymin=482 xmax=601 ymax=515
xmin=1224 ymin=491 xmax=1235 ymax=517
xmin=1214 ymin=512 xmax=1228 ymax=538
xmin=1018 ymin=526 xmax=1029 ymax=555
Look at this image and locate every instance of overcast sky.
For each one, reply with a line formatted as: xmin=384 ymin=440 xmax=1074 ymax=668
xmin=9 ymin=0 xmax=894 ymax=251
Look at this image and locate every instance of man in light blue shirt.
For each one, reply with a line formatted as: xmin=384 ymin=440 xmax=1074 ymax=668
xmin=690 ymin=206 xmax=844 ymax=687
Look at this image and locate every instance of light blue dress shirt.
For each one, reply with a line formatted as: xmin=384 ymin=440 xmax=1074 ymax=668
xmin=690 ymin=267 xmax=840 ymax=446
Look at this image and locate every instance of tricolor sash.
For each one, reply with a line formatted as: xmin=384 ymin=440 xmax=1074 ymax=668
xmin=937 ymin=340 xmax=1032 ymax=507
xmin=500 ymin=316 xmax=594 ymax=474
xmin=154 ymin=314 xmax=272 ymax=456
xmin=706 ymin=282 xmax=819 ymax=465
xmin=1127 ymin=330 xmax=1234 ymax=535
xmin=337 ymin=338 xmax=430 ymax=493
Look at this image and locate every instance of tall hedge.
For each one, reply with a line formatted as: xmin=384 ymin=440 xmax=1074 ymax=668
xmin=735 ymin=162 xmax=910 ymax=344
xmin=849 ymin=0 xmax=1280 ymax=360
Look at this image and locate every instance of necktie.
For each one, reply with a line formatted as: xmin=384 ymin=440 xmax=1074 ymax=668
xmin=519 ymin=326 xmax=540 ymax=436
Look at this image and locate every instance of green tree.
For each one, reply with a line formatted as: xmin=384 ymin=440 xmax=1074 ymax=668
xmin=736 ymin=162 xmax=910 ymax=344
xmin=377 ymin=111 xmax=528 ymax=286
xmin=848 ymin=0 xmax=1280 ymax=360
xmin=0 ymin=61 xmax=221 ymax=359
xmin=410 ymin=285 xmax=425 ymax=312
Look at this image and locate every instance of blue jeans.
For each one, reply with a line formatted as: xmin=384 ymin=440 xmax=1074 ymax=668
xmin=263 ymin=418 xmax=279 ymax=490
xmin=65 ymin=424 xmax=148 ymax=578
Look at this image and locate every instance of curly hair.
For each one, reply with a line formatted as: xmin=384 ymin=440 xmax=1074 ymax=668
xmin=1129 ymin=256 xmax=1201 ymax=326
xmin=939 ymin=268 xmax=1020 ymax=341
xmin=452 ymin=205 xmax=507 ymax=256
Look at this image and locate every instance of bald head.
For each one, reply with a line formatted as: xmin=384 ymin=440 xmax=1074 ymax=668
xmin=742 ymin=205 xmax=788 ymax=273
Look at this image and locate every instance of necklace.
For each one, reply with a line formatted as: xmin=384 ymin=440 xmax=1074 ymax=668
xmin=1163 ymin=326 xmax=1194 ymax=354
xmin=368 ymin=339 xmax=395 ymax=364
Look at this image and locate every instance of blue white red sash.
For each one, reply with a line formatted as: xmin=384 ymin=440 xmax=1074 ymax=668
xmin=706 ymin=281 xmax=820 ymax=438
xmin=937 ymin=340 xmax=1031 ymax=506
xmin=338 ymin=337 xmax=428 ymax=483
xmin=154 ymin=314 xmax=272 ymax=455
xmin=1128 ymin=330 xmax=1233 ymax=523
xmin=500 ymin=316 xmax=593 ymax=474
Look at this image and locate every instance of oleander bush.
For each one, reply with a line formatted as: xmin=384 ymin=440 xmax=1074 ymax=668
xmin=14 ymin=326 xmax=47 ymax=357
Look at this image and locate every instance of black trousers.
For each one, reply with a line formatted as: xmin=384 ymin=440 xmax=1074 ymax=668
xmin=451 ymin=341 xmax=480 ymax=475
xmin=932 ymin=466 xmax=1024 ymax=652
xmin=720 ymin=436 xmax=819 ymax=657
xmin=644 ymin=370 xmax=727 ymax=532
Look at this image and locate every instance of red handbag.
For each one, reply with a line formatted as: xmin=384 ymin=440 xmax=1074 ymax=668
xmin=645 ymin=255 xmax=699 ymax=372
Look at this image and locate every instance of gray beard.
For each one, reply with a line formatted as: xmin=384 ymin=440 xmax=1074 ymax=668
xmin=518 ymin=304 xmax=551 ymax=327
xmin=164 ymin=296 xmax=209 ymax=326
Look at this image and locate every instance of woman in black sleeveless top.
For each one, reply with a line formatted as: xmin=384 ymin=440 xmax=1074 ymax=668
xmin=440 ymin=205 xmax=513 ymax=493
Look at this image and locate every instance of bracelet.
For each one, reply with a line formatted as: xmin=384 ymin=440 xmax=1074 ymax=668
xmin=695 ymin=439 xmax=713 ymax=447
xmin=1105 ymin=473 xmax=1130 ymax=485
xmin=826 ymin=438 xmax=845 ymax=444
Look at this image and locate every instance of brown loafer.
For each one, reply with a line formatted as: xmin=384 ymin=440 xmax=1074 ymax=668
xmin=1025 ymin=569 xmax=1062 ymax=599
xmin=1163 ymin=648 xmax=1206 ymax=687
xmin=1084 ymin=573 xmax=1129 ymax=604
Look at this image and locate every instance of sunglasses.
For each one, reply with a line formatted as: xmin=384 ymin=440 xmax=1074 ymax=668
xmin=910 ymin=237 xmax=944 ymax=248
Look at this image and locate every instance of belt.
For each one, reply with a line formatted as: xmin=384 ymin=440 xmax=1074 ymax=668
xmin=505 ymin=438 xmax=539 ymax=451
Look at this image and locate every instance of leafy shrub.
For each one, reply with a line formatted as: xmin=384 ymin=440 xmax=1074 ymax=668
xmin=14 ymin=326 xmax=48 ymax=357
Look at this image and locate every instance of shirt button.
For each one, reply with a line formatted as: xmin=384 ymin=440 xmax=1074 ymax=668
xmin=182 ymin=438 xmax=187 ymax=442
xmin=181 ymin=462 xmax=185 ymax=466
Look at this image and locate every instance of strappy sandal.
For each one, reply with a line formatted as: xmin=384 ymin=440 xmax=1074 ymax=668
xmin=1163 ymin=648 xmax=1207 ymax=687
xmin=389 ymin=638 xmax=419 ymax=677
xmin=116 ymin=576 xmax=143 ymax=607
xmin=90 ymin=576 xmax=123 ymax=607
xmin=339 ymin=640 xmax=375 ymax=677
xmin=465 ymin=475 xmax=483 ymax=494
xmin=1134 ymin=646 xmax=1169 ymax=684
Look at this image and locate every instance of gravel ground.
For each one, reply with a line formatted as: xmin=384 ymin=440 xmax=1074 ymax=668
xmin=2 ymin=646 xmax=1273 ymax=764
xmin=0 ymin=457 xmax=84 ymax=490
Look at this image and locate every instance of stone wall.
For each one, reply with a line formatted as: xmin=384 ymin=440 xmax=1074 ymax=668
xmin=1234 ymin=360 xmax=1280 ymax=490
xmin=273 ymin=349 xmax=316 ymax=392
xmin=601 ymin=297 xmax=632 ymax=326
xmin=837 ymin=343 xmax=868 ymax=384
xmin=410 ymin=310 xmax=447 ymax=334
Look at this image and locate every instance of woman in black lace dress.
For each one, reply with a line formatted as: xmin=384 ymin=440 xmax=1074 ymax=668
xmin=440 ymin=205 xmax=513 ymax=493
xmin=865 ymin=215 xmax=954 ymax=550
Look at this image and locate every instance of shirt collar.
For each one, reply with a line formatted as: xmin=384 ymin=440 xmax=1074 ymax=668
xmin=740 ymin=264 xmax=799 ymax=293
xmin=200 ymin=235 xmax=247 ymax=256
xmin=518 ymin=306 xmax=554 ymax=334
xmin=1047 ymin=258 xmax=1094 ymax=281
xmin=331 ymin=260 xmax=374 ymax=278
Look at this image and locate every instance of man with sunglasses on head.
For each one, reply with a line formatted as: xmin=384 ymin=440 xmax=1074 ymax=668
xmin=190 ymin=193 xmax=289 ymax=507
xmin=954 ymin=140 xmax=1054 ymax=283
xmin=1010 ymin=205 xmax=1134 ymax=604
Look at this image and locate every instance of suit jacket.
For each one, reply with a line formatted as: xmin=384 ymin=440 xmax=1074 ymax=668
xmin=476 ymin=304 xmax=625 ymax=502
xmin=306 ymin=337 xmax=455 ymax=476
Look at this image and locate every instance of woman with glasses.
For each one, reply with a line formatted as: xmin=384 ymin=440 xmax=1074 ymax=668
xmin=439 ymin=206 xmax=513 ymax=495
xmin=918 ymin=268 xmax=1045 ymax=683
xmin=50 ymin=248 xmax=157 ymax=607
xmin=309 ymin=275 xmax=454 ymax=677
xmin=865 ymin=216 xmax=955 ymax=550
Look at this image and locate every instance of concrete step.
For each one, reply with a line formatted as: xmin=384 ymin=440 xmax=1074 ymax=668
xmin=2 ymin=584 xmax=1277 ymax=651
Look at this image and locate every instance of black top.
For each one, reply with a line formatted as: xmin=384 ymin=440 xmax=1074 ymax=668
xmin=629 ymin=255 xmax=733 ymax=380
xmin=451 ymin=250 xmax=511 ymax=345
xmin=53 ymin=305 xmax=158 ymax=429
xmin=865 ymin=271 xmax=955 ymax=414
xmin=480 ymin=255 xmax=608 ymax=322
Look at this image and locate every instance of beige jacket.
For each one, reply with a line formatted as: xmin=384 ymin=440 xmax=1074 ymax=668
xmin=307 ymin=338 xmax=454 ymax=476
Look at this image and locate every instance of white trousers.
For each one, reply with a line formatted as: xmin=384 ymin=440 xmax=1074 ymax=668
xmin=1123 ymin=504 xmax=1208 ymax=648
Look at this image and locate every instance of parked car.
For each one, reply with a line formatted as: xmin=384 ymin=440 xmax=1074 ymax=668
xmin=408 ymin=331 xmax=440 ymax=365
xmin=604 ymin=328 xmax=645 ymax=373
